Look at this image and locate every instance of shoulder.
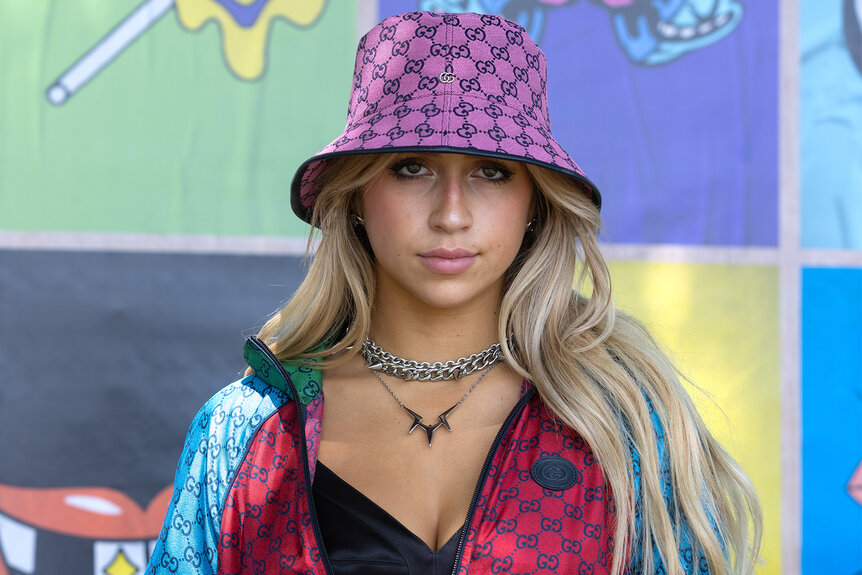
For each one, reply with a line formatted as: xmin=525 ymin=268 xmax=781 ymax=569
xmin=148 ymin=375 xmax=298 ymax=573
xmin=191 ymin=373 xmax=296 ymax=437
xmin=183 ymin=374 xmax=297 ymax=471
xmin=178 ymin=374 xmax=298 ymax=501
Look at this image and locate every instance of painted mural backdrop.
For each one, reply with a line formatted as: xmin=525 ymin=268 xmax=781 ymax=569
xmin=801 ymin=1 xmax=862 ymax=572
xmin=0 ymin=1 xmax=859 ymax=574
xmin=0 ymin=1 xmax=354 ymax=572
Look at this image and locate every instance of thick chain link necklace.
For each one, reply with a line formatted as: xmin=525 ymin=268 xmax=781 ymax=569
xmin=370 ymin=362 xmax=499 ymax=446
xmin=360 ymin=337 xmax=502 ymax=381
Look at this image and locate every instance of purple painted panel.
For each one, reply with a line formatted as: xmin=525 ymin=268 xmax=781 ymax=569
xmin=378 ymin=0 xmax=779 ymax=246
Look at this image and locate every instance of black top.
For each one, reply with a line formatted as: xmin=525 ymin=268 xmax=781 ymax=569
xmin=313 ymin=461 xmax=463 ymax=575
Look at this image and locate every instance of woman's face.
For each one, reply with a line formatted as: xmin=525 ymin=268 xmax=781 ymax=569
xmin=360 ymin=152 xmax=533 ymax=312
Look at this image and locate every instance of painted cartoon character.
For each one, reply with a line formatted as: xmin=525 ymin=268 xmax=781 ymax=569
xmin=0 ymin=484 xmax=171 ymax=574
xmin=420 ymin=0 xmax=744 ymax=65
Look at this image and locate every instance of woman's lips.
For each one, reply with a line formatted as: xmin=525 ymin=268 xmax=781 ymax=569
xmin=419 ymin=248 xmax=477 ymax=274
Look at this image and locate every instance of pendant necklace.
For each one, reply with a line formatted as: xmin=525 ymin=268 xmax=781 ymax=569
xmin=369 ymin=361 xmax=499 ymax=447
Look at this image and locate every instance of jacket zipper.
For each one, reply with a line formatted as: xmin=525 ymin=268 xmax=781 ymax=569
xmin=248 ymin=337 xmax=334 ymax=575
xmin=450 ymin=386 xmax=536 ymax=575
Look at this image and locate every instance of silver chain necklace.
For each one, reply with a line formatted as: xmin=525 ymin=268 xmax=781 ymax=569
xmin=370 ymin=362 xmax=498 ymax=446
xmin=361 ymin=337 xmax=502 ymax=381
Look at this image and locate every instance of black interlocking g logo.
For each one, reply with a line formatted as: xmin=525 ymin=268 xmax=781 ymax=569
xmin=387 ymin=126 xmax=406 ymax=140
xmin=456 ymin=123 xmax=478 ymax=138
xmin=531 ymin=456 xmax=579 ymax=491
xmin=414 ymin=123 xmax=434 ymax=138
xmin=391 ymin=40 xmax=410 ymax=56
xmin=506 ymin=29 xmax=524 ymax=46
xmin=475 ymin=60 xmax=496 ymax=74
xmin=490 ymin=46 xmax=510 ymax=61
xmin=404 ymin=59 xmax=424 ymax=74
xmin=421 ymin=102 xmax=442 ymax=117
xmin=414 ymin=24 xmax=437 ymax=39
xmin=465 ymin=27 xmax=486 ymax=41
xmin=459 ymin=77 xmax=480 ymax=92
xmin=453 ymin=101 xmax=475 ymax=117
xmin=394 ymin=104 xmax=411 ymax=119
xmin=488 ymin=126 xmax=506 ymax=142
xmin=484 ymin=104 xmax=503 ymax=119
xmin=379 ymin=25 xmax=396 ymax=41
xmin=501 ymin=80 xmax=518 ymax=97
xmin=383 ymin=78 xmax=400 ymax=95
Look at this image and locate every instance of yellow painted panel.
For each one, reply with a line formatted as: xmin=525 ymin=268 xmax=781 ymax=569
xmin=609 ymin=261 xmax=780 ymax=575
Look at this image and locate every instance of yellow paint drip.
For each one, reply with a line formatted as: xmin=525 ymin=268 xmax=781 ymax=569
xmin=175 ymin=0 xmax=326 ymax=79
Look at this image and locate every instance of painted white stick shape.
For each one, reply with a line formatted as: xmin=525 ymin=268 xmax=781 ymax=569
xmin=46 ymin=0 xmax=175 ymax=105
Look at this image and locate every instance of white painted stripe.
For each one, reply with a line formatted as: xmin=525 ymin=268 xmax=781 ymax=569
xmin=0 ymin=231 xmax=315 ymax=255
xmin=799 ymin=249 xmax=862 ymax=267
xmin=779 ymin=0 xmax=802 ymax=571
xmin=3 ymin=231 xmax=860 ymax=272
xmin=46 ymin=0 xmax=174 ymax=105
xmin=356 ymin=0 xmax=379 ymax=42
xmin=600 ymin=243 xmax=780 ymax=265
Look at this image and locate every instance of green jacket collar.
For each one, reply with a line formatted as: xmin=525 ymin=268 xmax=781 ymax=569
xmin=243 ymin=337 xmax=322 ymax=405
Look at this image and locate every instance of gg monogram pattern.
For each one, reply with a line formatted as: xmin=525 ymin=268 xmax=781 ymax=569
xmin=457 ymin=391 xmax=616 ymax=574
xmin=291 ymin=11 xmax=601 ymax=223
xmin=147 ymin=376 xmax=295 ymax=574
xmin=148 ymin=339 xmax=709 ymax=574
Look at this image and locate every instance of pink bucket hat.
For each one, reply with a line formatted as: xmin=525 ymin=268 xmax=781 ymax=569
xmin=291 ymin=11 xmax=601 ymax=223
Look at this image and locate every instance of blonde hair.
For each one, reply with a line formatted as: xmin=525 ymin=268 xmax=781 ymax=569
xmin=258 ymin=153 xmax=763 ymax=574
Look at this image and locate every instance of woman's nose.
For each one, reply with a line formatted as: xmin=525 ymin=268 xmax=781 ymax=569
xmin=428 ymin=175 xmax=473 ymax=232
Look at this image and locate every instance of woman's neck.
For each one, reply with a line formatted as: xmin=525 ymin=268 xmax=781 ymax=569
xmin=368 ymin=291 xmax=503 ymax=363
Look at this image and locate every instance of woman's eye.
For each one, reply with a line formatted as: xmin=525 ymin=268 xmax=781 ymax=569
xmin=478 ymin=165 xmax=513 ymax=181
xmin=395 ymin=162 xmax=426 ymax=176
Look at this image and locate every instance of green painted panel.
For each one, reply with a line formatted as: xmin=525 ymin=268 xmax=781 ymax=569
xmin=0 ymin=0 xmax=355 ymax=235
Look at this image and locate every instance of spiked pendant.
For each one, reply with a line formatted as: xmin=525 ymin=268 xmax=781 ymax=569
xmin=403 ymin=404 xmax=458 ymax=446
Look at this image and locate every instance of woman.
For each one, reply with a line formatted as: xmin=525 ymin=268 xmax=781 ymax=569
xmin=148 ymin=11 xmax=762 ymax=575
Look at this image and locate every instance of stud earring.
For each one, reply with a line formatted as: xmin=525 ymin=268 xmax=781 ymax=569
xmin=525 ymin=218 xmax=537 ymax=233
xmin=351 ymin=214 xmax=365 ymax=227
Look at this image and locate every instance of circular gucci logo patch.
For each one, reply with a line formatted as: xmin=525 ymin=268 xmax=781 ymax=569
xmin=531 ymin=455 xmax=578 ymax=491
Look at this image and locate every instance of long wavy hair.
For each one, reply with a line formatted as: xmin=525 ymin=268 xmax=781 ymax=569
xmin=257 ymin=153 xmax=763 ymax=574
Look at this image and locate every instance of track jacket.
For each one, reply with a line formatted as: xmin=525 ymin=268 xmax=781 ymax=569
xmin=147 ymin=337 xmax=708 ymax=574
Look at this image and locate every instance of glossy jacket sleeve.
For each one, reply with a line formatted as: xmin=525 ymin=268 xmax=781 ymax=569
xmin=146 ymin=398 xmax=223 ymax=573
xmin=145 ymin=376 xmax=293 ymax=574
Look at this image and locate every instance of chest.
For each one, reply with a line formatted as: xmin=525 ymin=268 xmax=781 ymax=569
xmin=317 ymin=374 xmax=522 ymax=551
xmin=218 ymin=388 xmax=616 ymax=575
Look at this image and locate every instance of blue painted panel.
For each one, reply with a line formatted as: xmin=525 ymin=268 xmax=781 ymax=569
xmin=801 ymin=0 xmax=862 ymax=249
xmin=801 ymin=268 xmax=862 ymax=574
